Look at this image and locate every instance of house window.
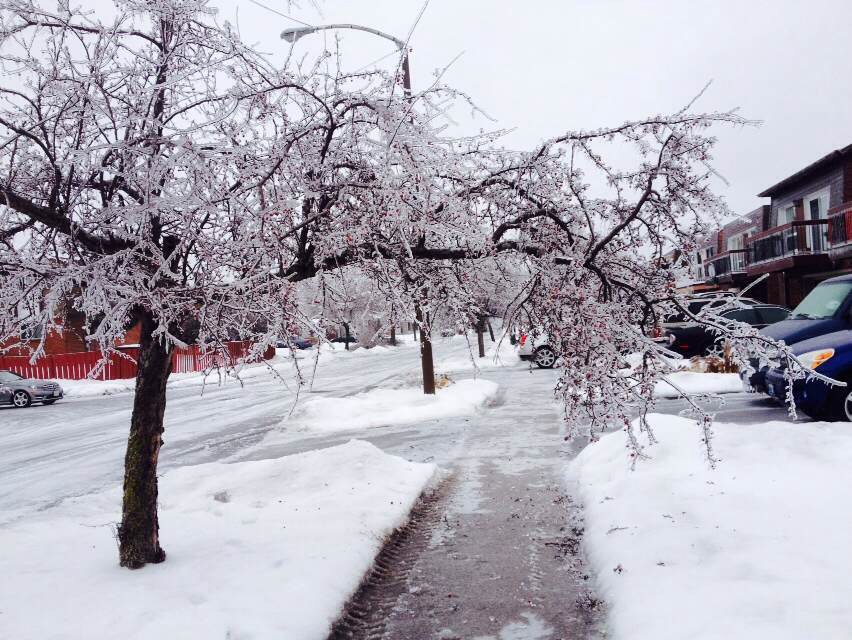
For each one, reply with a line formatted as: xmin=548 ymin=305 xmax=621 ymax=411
xmin=777 ymin=204 xmax=796 ymax=226
xmin=805 ymin=188 xmax=829 ymax=220
xmin=727 ymin=234 xmax=746 ymax=271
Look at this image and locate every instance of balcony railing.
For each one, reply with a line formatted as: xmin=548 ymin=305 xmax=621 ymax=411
xmin=705 ymin=249 xmax=748 ymax=279
xmin=746 ymin=219 xmax=829 ymax=267
xmin=828 ymin=203 xmax=852 ymax=246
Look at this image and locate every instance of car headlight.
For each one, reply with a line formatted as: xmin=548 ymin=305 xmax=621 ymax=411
xmin=797 ymin=348 xmax=835 ymax=370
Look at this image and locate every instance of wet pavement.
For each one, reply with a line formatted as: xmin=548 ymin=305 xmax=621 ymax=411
xmin=370 ymin=372 xmax=604 ymax=640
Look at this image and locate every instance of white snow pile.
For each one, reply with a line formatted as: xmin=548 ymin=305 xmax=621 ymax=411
xmin=287 ymin=378 xmax=500 ymax=433
xmin=0 ymin=440 xmax=437 ymax=640
xmin=570 ymin=414 xmax=852 ymax=640
xmin=653 ymin=372 xmax=742 ymax=398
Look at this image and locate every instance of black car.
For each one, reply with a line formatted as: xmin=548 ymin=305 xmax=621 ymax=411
xmin=276 ymin=336 xmax=313 ymax=350
xmin=662 ymin=304 xmax=790 ymax=358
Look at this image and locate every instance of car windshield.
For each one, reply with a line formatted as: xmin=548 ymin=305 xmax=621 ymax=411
xmin=790 ymin=282 xmax=852 ymax=320
xmin=0 ymin=371 xmax=23 ymax=383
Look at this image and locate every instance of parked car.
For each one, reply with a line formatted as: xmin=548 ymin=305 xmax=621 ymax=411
xmin=743 ymin=275 xmax=852 ymax=393
xmin=516 ymin=332 xmax=558 ymax=369
xmin=763 ymin=330 xmax=852 ymax=421
xmin=661 ymin=304 xmax=790 ymax=358
xmin=276 ymin=336 xmax=313 ymax=350
xmin=0 ymin=370 xmax=63 ymax=408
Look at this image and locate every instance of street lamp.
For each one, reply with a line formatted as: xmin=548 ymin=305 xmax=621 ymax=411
xmin=280 ymin=23 xmax=411 ymax=96
xmin=280 ymin=22 xmax=431 ymax=391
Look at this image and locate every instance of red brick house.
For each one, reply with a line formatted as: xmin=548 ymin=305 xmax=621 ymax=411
xmin=687 ymin=143 xmax=852 ymax=307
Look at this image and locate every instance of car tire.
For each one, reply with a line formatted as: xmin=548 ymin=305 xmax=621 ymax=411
xmin=534 ymin=345 xmax=557 ymax=369
xmin=12 ymin=390 xmax=31 ymax=408
xmin=824 ymin=378 xmax=852 ymax=422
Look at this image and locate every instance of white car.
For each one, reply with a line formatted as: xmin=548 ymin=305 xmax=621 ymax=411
xmin=516 ymin=333 xmax=558 ymax=369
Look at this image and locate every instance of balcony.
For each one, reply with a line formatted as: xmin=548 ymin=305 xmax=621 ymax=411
xmin=705 ymin=249 xmax=748 ymax=281
xmin=745 ymin=219 xmax=831 ymax=274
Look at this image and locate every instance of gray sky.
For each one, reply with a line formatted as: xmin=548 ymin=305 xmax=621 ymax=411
xmin=67 ymin=0 xmax=851 ymax=218
xmin=218 ymin=0 xmax=852 ymax=219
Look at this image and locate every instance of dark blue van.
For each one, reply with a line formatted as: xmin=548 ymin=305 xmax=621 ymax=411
xmin=744 ymin=274 xmax=852 ymax=392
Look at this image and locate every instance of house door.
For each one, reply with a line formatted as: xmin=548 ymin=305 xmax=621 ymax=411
xmin=805 ymin=189 xmax=829 ymax=251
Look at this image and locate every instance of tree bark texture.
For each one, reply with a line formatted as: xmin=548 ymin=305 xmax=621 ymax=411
xmin=118 ymin=313 xmax=173 ymax=569
xmin=415 ymin=302 xmax=435 ymax=395
xmin=477 ymin=316 xmax=486 ymax=358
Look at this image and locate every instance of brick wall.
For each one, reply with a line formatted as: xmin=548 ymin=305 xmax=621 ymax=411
xmin=844 ymin=158 xmax=852 ymax=203
xmin=766 ymin=272 xmax=786 ymax=306
xmin=117 ymin=322 xmax=142 ymax=347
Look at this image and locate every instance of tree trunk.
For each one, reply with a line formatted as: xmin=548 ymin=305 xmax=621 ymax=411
xmin=415 ymin=302 xmax=435 ymax=395
xmin=476 ymin=316 xmax=486 ymax=358
xmin=390 ymin=325 xmax=397 ymax=346
xmin=344 ymin=322 xmax=351 ymax=351
xmin=487 ymin=319 xmax=495 ymax=342
xmin=118 ymin=313 xmax=173 ymax=569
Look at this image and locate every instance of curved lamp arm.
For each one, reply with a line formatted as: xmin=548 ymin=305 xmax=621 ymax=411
xmin=281 ymin=24 xmax=406 ymax=50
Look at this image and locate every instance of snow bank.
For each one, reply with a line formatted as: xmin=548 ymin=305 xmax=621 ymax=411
xmin=654 ymin=371 xmax=742 ymax=398
xmin=570 ymin=414 xmax=852 ymax=640
xmin=289 ymin=378 xmax=500 ymax=432
xmin=0 ymin=440 xmax=436 ymax=640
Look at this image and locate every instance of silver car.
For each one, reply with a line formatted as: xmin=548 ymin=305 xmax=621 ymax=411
xmin=0 ymin=370 xmax=64 ymax=408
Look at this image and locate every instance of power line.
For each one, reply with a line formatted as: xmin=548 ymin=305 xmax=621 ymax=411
xmin=245 ymin=0 xmax=314 ymax=28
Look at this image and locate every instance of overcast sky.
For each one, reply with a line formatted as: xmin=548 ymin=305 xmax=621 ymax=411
xmin=63 ymin=0 xmax=849 ymax=219
xmin=210 ymin=0 xmax=852 ymax=219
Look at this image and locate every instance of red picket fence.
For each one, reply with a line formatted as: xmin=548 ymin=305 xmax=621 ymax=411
xmin=0 ymin=341 xmax=274 ymax=381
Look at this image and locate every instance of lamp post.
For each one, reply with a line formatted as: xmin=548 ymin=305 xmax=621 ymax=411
xmin=281 ymin=23 xmax=435 ymax=394
xmin=281 ymin=24 xmax=411 ymax=97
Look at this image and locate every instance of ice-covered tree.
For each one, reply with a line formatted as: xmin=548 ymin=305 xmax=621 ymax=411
xmin=0 ymin=0 xmax=821 ymax=570
xmin=0 ymin=0 xmax=504 ymax=567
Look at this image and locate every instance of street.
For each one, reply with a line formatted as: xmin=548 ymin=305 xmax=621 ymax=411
xmin=0 ymin=338 xmax=794 ymax=519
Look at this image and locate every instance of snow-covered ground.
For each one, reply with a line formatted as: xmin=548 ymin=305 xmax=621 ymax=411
xmin=571 ymin=413 xmax=852 ymax=640
xmin=0 ymin=440 xmax=436 ymax=640
xmin=58 ymin=339 xmax=417 ymax=398
xmin=2 ymin=328 xmax=812 ymax=639
xmin=0 ymin=332 xmax=519 ymax=638
xmin=0 ymin=335 xmax=427 ymax=518
xmin=653 ymin=371 xmax=742 ymax=398
xmin=434 ymin=335 xmax=520 ymax=371
xmin=275 ymin=378 xmax=499 ymax=433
